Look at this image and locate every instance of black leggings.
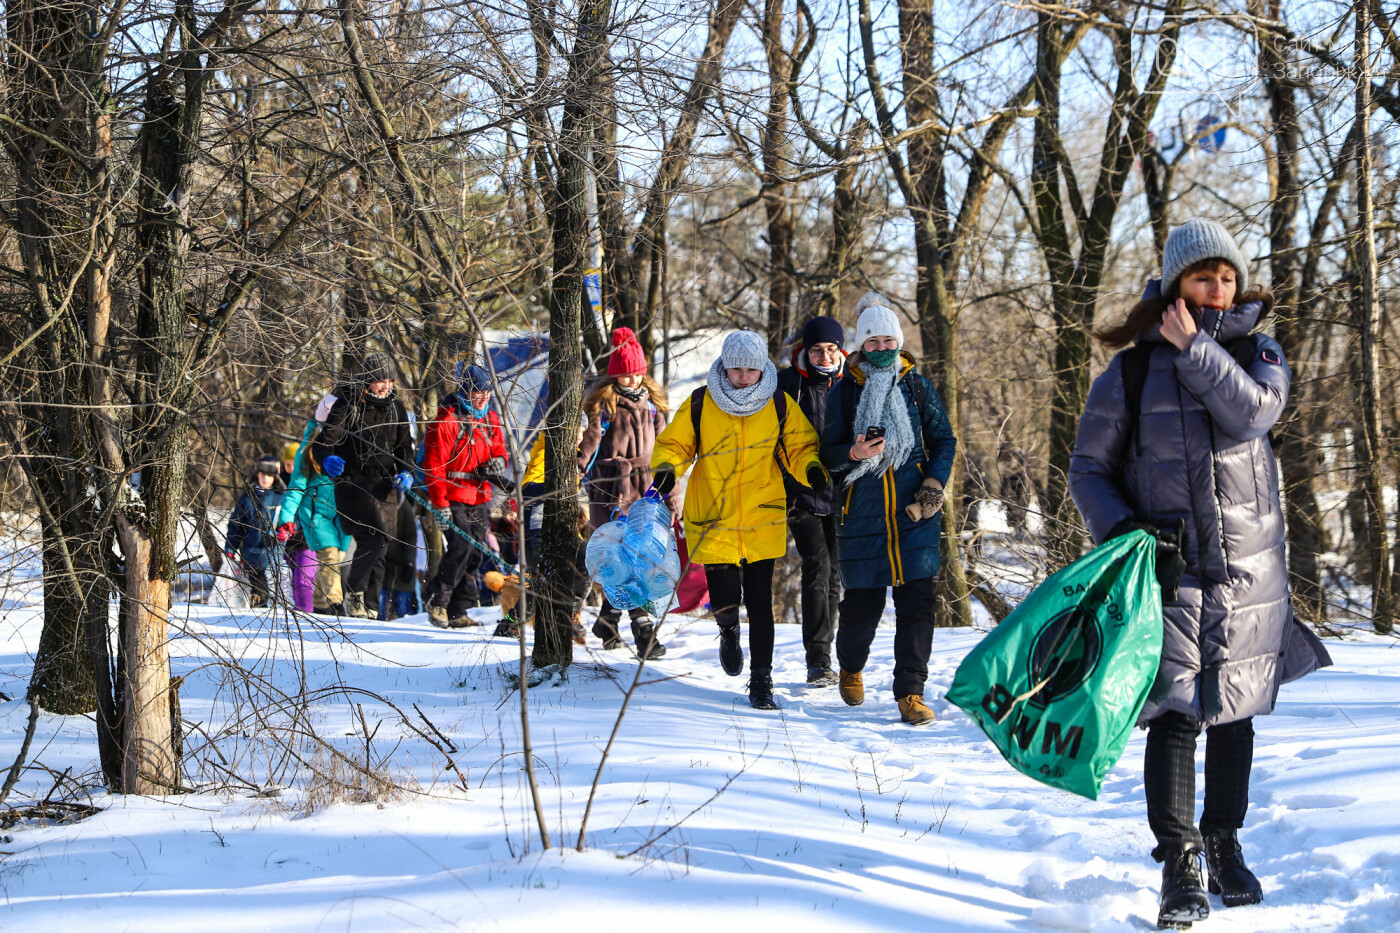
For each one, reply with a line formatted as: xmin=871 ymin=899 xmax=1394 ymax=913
xmin=704 ymin=559 xmax=776 ymax=672
xmin=1144 ymin=711 xmax=1254 ymax=861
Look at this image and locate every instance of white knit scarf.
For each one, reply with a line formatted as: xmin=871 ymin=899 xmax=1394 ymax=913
xmin=706 ymin=358 xmax=778 ymax=417
xmin=845 ymin=359 xmax=916 ymax=486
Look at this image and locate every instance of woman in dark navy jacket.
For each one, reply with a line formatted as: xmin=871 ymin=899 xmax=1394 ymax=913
xmin=821 ymin=293 xmax=956 ymax=726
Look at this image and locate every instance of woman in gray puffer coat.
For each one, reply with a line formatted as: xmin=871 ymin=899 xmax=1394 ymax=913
xmin=1070 ymin=219 xmax=1330 ymax=930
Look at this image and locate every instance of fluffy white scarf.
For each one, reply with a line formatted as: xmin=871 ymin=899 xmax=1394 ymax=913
xmin=845 ymin=358 xmax=916 ymax=486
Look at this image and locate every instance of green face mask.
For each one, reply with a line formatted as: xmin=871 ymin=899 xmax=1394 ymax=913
xmin=864 ymin=348 xmax=899 ymax=369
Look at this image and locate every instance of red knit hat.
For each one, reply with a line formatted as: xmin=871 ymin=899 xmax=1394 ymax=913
xmin=607 ymin=327 xmax=647 ymax=377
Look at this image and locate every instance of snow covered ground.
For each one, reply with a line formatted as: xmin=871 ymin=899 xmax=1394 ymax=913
xmin=1 ymin=568 xmax=1397 ymax=932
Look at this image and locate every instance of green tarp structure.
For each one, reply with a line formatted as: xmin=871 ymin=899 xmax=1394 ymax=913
xmin=947 ymin=530 xmax=1163 ymax=800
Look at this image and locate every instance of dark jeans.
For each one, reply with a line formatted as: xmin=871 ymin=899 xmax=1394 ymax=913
xmin=424 ymin=503 xmax=490 ymax=617
xmin=836 ymin=577 xmax=935 ymax=698
xmin=338 ymin=481 xmax=398 ymax=594
xmin=705 ymin=559 xmax=776 ymax=672
xmin=789 ymin=508 xmax=839 ymax=668
xmin=1144 ymin=711 xmax=1254 ymax=861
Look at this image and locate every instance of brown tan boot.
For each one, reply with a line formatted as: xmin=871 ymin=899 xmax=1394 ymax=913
xmin=838 ymin=669 xmax=864 ymax=707
xmin=898 ymin=694 xmax=936 ymax=726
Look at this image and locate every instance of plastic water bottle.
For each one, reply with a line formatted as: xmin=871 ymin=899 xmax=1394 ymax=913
xmin=640 ymin=546 xmax=682 ymax=601
xmin=586 ymin=519 xmax=633 ymax=588
xmin=604 ymin=577 xmax=649 ymax=611
xmin=623 ymin=496 xmax=673 ymax=569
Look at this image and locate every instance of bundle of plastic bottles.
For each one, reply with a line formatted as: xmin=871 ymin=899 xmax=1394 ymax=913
xmin=585 ymin=493 xmax=682 ymax=611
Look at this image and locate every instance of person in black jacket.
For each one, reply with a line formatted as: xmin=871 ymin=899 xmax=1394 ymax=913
xmin=777 ymin=315 xmax=847 ymax=686
xmin=312 ymin=352 xmax=416 ymax=618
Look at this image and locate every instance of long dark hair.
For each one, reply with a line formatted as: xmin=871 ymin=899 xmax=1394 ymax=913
xmin=1094 ymin=261 xmax=1272 ymax=349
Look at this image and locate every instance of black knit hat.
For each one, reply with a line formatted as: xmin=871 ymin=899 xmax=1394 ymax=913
xmin=802 ymin=316 xmax=844 ymax=350
xmin=362 ymin=351 xmax=395 ymax=384
xmin=255 ymin=454 xmax=280 ymax=475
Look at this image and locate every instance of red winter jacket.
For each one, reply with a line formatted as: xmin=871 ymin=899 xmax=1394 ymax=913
xmin=424 ymin=403 xmax=508 ymax=508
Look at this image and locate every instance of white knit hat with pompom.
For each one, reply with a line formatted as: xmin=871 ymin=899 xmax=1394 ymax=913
xmin=853 ymin=292 xmax=903 ymax=349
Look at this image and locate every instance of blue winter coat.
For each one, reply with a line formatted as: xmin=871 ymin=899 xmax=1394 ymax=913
xmin=279 ymin=419 xmax=352 ymax=552
xmin=226 ymin=485 xmax=284 ymax=571
xmin=821 ymin=351 xmax=957 ymax=589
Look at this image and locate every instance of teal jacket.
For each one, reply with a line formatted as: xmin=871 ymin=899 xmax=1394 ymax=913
xmin=280 ymin=419 xmax=351 ymax=551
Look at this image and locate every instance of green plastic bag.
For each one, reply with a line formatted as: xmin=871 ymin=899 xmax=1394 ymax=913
xmin=946 ymin=530 xmax=1163 ymax=800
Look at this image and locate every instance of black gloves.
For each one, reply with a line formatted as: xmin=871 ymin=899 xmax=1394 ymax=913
xmin=1107 ymin=517 xmax=1186 ymax=603
xmin=650 ymin=467 xmax=677 ymax=497
xmin=807 ymin=464 xmax=829 ymax=494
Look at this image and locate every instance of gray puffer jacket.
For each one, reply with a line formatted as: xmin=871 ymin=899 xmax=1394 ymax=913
xmin=1070 ymin=292 xmax=1330 ymax=727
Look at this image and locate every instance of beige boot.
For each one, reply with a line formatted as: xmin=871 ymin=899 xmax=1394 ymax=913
xmin=839 ymin=669 xmax=864 ymax=707
xmin=898 ymin=694 xmax=936 ymax=726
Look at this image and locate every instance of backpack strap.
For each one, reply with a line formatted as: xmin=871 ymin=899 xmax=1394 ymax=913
xmin=690 ymin=386 xmax=706 ymax=455
xmin=1119 ymin=344 xmax=1155 ymax=451
xmin=772 ymin=390 xmax=789 ymax=466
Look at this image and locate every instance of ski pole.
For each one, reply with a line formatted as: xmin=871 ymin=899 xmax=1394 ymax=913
xmin=403 ymin=485 xmax=519 ymax=576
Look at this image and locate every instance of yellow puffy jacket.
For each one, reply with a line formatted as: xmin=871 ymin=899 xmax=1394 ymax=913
xmin=652 ymin=389 xmax=824 ymax=565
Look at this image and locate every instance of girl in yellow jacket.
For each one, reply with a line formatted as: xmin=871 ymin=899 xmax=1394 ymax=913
xmin=650 ymin=330 xmax=826 ymax=709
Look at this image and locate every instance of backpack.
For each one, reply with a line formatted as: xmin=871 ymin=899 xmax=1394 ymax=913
xmin=1119 ymin=335 xmax=1274 ymax=449
xmin=689 ymin=386 xmax=788 ymax=465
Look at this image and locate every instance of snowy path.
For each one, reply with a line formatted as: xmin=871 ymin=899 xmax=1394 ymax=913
xmin=0 ymin=596 xmax=1397 ymax=932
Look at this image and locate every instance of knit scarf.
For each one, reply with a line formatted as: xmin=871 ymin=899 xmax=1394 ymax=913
xmin=456 ymin=392 xmax=489 ymax=420
xmin=706 ymin=357 xmax=778 ymax=417
xmin=845 ymin=359 xmax=916 ymax=487
xmin=615 ymin=383 xmax=649 ymax=403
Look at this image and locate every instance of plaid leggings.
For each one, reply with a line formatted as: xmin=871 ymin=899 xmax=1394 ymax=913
xmin=1144 ymin=711 xmax=1254 ymax=861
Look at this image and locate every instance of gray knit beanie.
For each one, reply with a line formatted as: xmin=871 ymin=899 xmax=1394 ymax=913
xmin=1161 ymin=218 xmax=1250 ymax=297
xmin=719 ymin=330 xmax=770 ymax=371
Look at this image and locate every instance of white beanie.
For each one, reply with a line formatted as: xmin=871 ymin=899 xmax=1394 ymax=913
xmin=719 ymin=330 xmax=770 ymax=371
xmin=853 ymin=292 xmax=903 ymax=349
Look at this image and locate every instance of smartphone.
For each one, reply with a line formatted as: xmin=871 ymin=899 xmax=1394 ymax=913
xmin=865 ymin=426 xmax=886 ymax=441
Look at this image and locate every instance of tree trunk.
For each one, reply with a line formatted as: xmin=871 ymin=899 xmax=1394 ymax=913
xmin=115 ymin=517 xmax=176 ymax=793
xmin=616 ymin=0 xmax=744 ymax=349
xmin=32 ymin=524 xmax=98 ymax=714
xmin=1034 ymin=4 xmax=1182 ymax=562
xmin=1256 ymin=0 xmax=1327 ymax=622
xmin=761 ymin=0 xmax=794 ymax=355
xmin=534 ymin=0 xmax=612 ymax=669
xmin=1352 ymin=3 xmax=1391 ymax=633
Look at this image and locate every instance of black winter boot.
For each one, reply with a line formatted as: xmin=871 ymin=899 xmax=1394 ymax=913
xmin=630 ymin=620 xmax=667 ymax=660
xmin=717 ymin=624 xmax=743 ymax=676
xmin=1202 ymin=829 xmax=1262 ymax=907
xmin=748 ymin=669 xmax=778 ymax=710
xmin=1157 ymin=847 xmax=1210 ymax=929
xmin=592 ymin=615 xmax=624 ymax=649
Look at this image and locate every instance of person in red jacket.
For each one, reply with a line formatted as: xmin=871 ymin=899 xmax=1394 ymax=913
xmin=423 ymin=365 xmax=509 ymax=627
